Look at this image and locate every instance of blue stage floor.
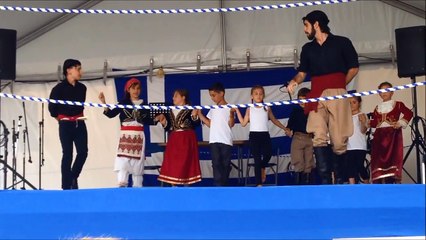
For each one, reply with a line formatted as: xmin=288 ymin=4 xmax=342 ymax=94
xmin=0 ymin=185 xmax=424 ymax=240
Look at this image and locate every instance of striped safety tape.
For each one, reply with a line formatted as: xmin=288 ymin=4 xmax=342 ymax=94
xmin=1 ymin=81 xmax=424 ymax=110
xmin=0 ymin=0 xmax=356 ymax=15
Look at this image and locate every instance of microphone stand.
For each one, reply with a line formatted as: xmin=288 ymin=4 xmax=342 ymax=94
xmin=402 ymin=76 xmax=426 ymax=184
xmin=0 ymin=121 xmax=9 ymax=189
xmin=38 ymin=103 xmax=45 ymax=190
xmin=21 ymin=125 xmax=27 ymax=189
xmin=0 ymin=120 xmax=37 ymax=190
xmin=12 ymin=117 xmax=22 ymax=189
xmin=21 ymin=102 xmax=32 ymax=190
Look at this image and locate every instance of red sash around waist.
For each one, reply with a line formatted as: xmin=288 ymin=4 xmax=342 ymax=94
xmin=58 ymin=113 xmax=84 ymax=121
xmin=304 ymin=72 xmax=346 ymax=114
xmin=120 ymin=125 xmax=144 ymax=131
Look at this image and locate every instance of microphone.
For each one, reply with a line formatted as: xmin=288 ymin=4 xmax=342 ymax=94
xmin=279 ymin=82 xmax=289 ymax=89
xmin=17 ymin=116 xmax=22 ymax=127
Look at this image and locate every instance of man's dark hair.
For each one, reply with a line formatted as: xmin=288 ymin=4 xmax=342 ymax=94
xmin=209 ymin=82 xmax=225 ymax=93
xmin=62 ymin=59 xmax=81 ymax=77
xmin=302 ymin=10 xmax=331 ymax=34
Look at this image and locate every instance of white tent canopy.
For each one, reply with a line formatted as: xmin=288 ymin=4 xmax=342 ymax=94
xmin=0 ymin=0 xmax=424 ymax=79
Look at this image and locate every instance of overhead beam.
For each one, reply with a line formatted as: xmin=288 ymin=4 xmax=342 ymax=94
xmin=17 ymin=0 xmax=103 ymax=49
xmin=379 ymin=0 xmax=425 ymax=19
xmin=219 ymin=0 xmax=228 ymax=72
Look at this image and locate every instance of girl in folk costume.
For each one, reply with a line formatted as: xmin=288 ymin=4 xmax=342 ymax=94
xmin=235 ymin=85 xmax=287 ymax=186
xmin=370 ymin=82 xmax=413 ymax=183
xmin=155 ymin=89 xmax=202 ymax=185
xmin=98 ymin=78 xmax=155 ymax=187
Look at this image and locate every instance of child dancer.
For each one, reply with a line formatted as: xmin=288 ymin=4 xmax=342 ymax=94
xmin=198 ymin=82 xmax=235 ymax=186
xmin=155 ymin=89 xmax=201 ymax=185
xmin=346 ymin=96 xmax=369 ymax=184
xmin=236 ymin=85 xmax=287 ymax=186
xmin=98 ymin=78 xmax=155 ymax=187
xmin=370 ymin=82 xmax=413 ymax=183
xmin=284 ymin=88 xmax=314 ymax=185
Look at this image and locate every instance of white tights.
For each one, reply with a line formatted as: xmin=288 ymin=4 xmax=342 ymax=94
xmin=117 ymin=170 xmax=143 ymax=187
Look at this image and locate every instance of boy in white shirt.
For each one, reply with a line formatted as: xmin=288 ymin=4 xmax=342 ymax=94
xmin=198 ymin=82 xmax=236 ymax=186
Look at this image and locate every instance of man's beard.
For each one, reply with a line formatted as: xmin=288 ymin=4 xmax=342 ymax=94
xmin=306 ymin=28 xmax=316 ymax=40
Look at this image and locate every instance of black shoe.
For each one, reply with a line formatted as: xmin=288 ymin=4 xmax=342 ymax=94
xmin=294 ymin=172 xmax=303 ymax=185
xmin=314 ymin=146 xmax=332 ymax=184
xmin=303 ymin=173 xmax=311 ymax=185
xmin=332 ymin=152 xmax=347 ymax=184
xmin=71 ymin=178 xmax=79 ymax=189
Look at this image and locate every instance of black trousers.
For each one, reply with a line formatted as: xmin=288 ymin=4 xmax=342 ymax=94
xmin=249 ymin=132 xmax=272 ymax=185
xmin=210 ymin=143 xmax=232 ymax=186
xmin=59 ymin=121 xmax=88 ymax=189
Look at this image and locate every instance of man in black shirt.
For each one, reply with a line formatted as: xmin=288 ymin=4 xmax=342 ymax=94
xmin=49 ymin=59 xmax=88 ymax=190
xmin=287 ymin=10 xmax=359 ymax=184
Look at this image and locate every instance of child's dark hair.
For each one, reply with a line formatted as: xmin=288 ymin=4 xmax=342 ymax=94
xmin=209 ymin=82 xmax=225 ymax=93
xmin=352 ymin=96 xmax=362 ymax=103
xmin=174 ymin=89 xmax=190 ymax=105
xmin=297 ymin=87 xmax=310 ymax=98
xmin=378 ymin=81 xmax=393 ymax=89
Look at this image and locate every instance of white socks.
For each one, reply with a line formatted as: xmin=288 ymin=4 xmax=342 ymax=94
xmin=117 ymin=170 xmax=129 ymax=187
xmin=132 ymin=175 xmax=143 ymax=187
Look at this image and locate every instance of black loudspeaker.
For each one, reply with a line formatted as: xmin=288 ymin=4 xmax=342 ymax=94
xmin=0 ymin=29 xmax=17 ymax=80
xmin=395 ymin=26 xmax=425 ymax=78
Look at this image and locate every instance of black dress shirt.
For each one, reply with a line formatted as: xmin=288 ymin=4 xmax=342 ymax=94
xmin=48 ymin=80 xmax=86 ymax=118
xmin=287 ymin=105 xmax=308 ymax=134
xmin=298 ymin=34 xmax=359 ymax=77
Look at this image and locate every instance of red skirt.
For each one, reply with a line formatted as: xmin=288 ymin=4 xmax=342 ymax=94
xmin=371 ymin=127 xmax=403 ymax=181
xmin=158 ymin=130 xmax=201 ymax=185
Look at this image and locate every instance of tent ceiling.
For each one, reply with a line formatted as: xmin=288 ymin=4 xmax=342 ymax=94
xmin=380 ymin=0 xmax=425 ymax=19
xmin=0 ymin=0 xmax=425 ymax=80
xmin=0 ymin=0 xmax=102 ymax=48
xmin=403 ymin=0 xmax=426 ymax=11
xmin=1 ymin=1 xmax=85 ymax=38
xmin=0 ymin=0 xmax=424 ymax=49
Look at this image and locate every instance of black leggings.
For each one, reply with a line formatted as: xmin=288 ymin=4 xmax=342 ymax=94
xmin=345 ymin=150 xmax=368 ymax=181
xmin=249 ymin=132 xmax=272 ymax=185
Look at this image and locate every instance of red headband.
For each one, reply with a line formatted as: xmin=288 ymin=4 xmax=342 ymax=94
xmin=124 ymin=78 xmax=140 ymax=92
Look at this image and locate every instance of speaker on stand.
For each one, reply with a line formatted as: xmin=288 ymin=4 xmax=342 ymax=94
xmin=0 ymin=29 xmax=17 ymax=81
xmin=395 ymin=25 xmax=426 ymax=184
